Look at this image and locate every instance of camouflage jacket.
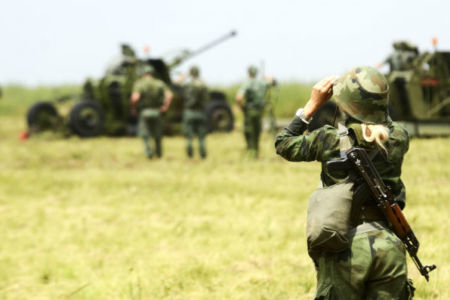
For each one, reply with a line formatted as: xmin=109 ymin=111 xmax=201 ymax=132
xmin=238 ymin=78 xmax=269 ymax=110
xmin=133 ymin=76 xmax=169 ymax=110
xmin=183 ymin=78 xmax=208 ymax=111
xmin=275 ymin=116 xmax=410 ymax=208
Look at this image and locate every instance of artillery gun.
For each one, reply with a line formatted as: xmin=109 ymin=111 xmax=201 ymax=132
xmin=309 ymin=41 xmax=450 ymax=137
xmin=27 ymin=31 xmax=237 ymax=137
xmin=386 ymin=48 xmax=450 ymax=136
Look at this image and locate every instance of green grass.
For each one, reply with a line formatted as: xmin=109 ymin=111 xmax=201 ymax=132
xmin=0 ymin=85 xmax=448 ymax=299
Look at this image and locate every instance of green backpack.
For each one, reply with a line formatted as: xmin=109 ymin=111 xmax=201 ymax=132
xmin=306 ymin=123 xmax=354 ymax=260
xmin=306 ymin=181 xmax=353 ymax=260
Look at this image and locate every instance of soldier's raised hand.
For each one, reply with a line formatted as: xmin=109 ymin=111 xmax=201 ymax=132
xmin=304 ymin=75 xmax=337 ymax=118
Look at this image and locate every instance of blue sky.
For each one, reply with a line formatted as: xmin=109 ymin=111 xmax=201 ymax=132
xmin=1 ymin=0 xmax=449 ymax=86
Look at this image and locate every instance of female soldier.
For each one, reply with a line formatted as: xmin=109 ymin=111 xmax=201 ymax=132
xmin=275 ymin=66 xmax=414 ymax=299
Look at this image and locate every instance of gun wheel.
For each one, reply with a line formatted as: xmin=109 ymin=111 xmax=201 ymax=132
xmin=206 ymin=101 xmax=234 ymax=132
xmin=69 ymin=101 xmax=104 ymax=137
xmin=26 ymin=101 xmax=61 ymax=133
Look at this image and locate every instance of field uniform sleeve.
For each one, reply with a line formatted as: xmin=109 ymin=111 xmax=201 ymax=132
xmin=160 ymin=81 xmax=171 ymax=93
xmin=237 ymin=80 xmax=248 ymax=96
xmin=275 ymin=116 xmax=338 ymax=162
xmin=132 ymin=79 xmax=144 ymax=94
xmin=384 ymin=122 xmax=410 ymax=208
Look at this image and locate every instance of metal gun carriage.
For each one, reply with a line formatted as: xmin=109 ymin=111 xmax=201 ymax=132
xmin=27 ymin=31 xmax=237 ymax=137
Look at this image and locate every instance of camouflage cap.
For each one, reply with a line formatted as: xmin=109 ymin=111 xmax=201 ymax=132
xmin=190 ymin=65 xmax=200 ymax=77
xmin=248 ymin=65 xmax=258 ymax=77
xmin=333 ymin=66 xmax=389 ymax=124
xmin=141 ymin=65 xmax=155 ymax=75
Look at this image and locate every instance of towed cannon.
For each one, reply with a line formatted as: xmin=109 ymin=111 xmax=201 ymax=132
xmin=27 ymin=31 xmax=237 ymax=137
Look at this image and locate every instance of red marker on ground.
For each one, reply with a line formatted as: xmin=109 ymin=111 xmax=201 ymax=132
xmin=19 ymin=131 xmax=29 ymax=141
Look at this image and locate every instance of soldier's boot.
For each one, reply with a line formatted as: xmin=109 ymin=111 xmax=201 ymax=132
xmin=254 ymin=136 xmax=260 ymax=159
xmin=144 ymin=138 xmax=153 ymax=159
xmin=155 ymin=139 xmax=162 ymax=158
xmin=244 ymin=131 xmax=251 ymax=150
xmin=199 ymin=139 xmax=207 ymax=159
xmin=187 ymin=138 xmax=194 ymax=158
xmin=187 ymin=145 xmax=193 ymax=158
xmin=247 ymin=134 xmax=259 ymax=159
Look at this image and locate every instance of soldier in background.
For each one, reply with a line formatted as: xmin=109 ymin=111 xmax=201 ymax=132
xmin=236 ymin=66 xmax=275 ymax=158
xmin=378 ymin=41 xmax=419 ymax=73
xmin=130 ymin=65 xmax=173 ymax=158
xmin=179 ymin=66 xmax=209 ymax=159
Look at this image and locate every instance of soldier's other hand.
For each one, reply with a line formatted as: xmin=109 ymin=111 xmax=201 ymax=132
xmin=236 ymin=93 xmax=245 ymax=111
xmin=267 ymin=75 xmax=278 ymax=86
xmin=304 ymin=75 xmax=337 ymax=118
xmin=237 ymin=101 xmax=244 ymax=111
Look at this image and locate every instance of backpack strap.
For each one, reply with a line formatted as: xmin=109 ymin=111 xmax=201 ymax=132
xmin=337 ymin=122 xmax=384 ymax=227
xmin=338 ymin=122 xmax=352 ymax=159
xmin=338 ymin=122 xmax=380 ymax=159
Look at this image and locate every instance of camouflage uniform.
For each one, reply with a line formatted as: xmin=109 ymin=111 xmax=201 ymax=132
xmin=133 ymin=76 xmax=169 ymax=158
xmin=182 ymin=68 xmax=209 ymax=158
xmin=238 ymin=73 xmax=270 ymax=157
xmin=275 ymin=66 xmax=414 ymax=299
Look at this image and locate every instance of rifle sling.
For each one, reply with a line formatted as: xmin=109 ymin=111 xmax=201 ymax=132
xmin=337 ymin=123 xmax=383 ymax=226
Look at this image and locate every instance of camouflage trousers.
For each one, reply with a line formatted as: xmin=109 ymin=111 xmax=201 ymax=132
xmin=244 ymin=108 xmax=263 ymax=156
xmin=183 ymin=110 xmax=207 ymax=158
xmin=138 ymin=109 xmax=163 ymax=158
xmin=315 ymin=223 xmax=415 ymax=300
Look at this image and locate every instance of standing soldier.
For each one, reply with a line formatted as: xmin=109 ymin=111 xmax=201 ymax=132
xmin=180 ymin=66 xmax=209 ymax=159
xmin=130 ymin=65 xmax=173 ymax=158
xmin=275 ymin=66 xmax=415 ymax=299
xmin=236 ymin=66 xmax=275 ymax=158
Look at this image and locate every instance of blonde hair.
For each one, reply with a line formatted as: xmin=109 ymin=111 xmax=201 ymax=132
xmin=361 ymin=124 xmax=389 ymax=153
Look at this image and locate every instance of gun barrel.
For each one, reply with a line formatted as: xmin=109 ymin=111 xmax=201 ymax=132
xmin=411 ymin=253 xmax=436 ymax=281
xmin=191 ymin=30 xmax=237 ymax=57
xmin=169 ymin=30 xmax=237 ymax=68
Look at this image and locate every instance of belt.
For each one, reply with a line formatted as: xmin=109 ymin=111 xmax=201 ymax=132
xmin=356 ymin=204 xmax=385 ymax=225
xmin=349 ymin=220 xmax=388 ymax=236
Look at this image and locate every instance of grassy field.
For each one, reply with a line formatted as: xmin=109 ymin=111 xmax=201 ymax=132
xmin=0 ymin=86 xmax=449 ymax=299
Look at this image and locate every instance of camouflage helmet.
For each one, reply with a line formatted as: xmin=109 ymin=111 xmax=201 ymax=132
xmin=333 ymin=66 xmax=389 ymax=124
xmin=189 ymin=65 xmax=200 ymax=77
xmin=141 ymin=65 xmax=155 ymax=76
xmin=248 ymin=65 xmax=258 ymax=77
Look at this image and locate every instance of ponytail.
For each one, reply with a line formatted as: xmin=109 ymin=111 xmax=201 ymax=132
xmin=361 ymin=124 xmax=389 ymax=153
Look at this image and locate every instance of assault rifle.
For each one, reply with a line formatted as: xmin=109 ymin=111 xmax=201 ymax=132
xmin=327 ymin=147 xmax=436 ymax=281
